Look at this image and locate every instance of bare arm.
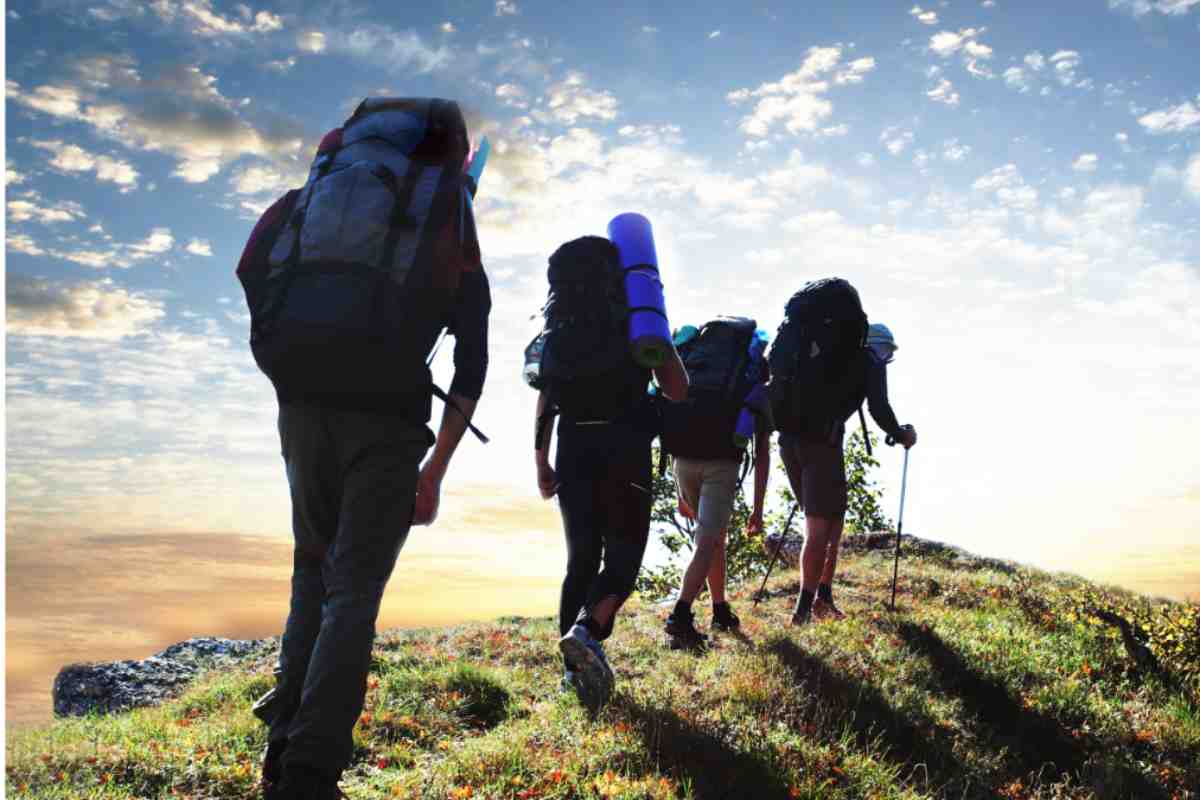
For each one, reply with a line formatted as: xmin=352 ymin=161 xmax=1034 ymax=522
xmin=413 ymin=394 xmax=478 ymax=525
xmin=652 ymin=345 xmax=689 ymax=401
xmin=534 ymin=390 xmax=558 ymax=499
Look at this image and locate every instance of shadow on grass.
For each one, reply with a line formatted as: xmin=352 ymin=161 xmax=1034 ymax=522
xmin=896 ymin=621 xmax=1166 ymax=798
xmin=612 ymin=694 xmax=793 ymax=800
xmin=767 ymin=637 xmax=1001 ymax=799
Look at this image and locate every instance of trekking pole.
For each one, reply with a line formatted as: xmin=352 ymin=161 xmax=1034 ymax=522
xmin=754 ymin=501 xmax=800 ymax=607
xmin=888 ymin=441 xmax=911 ymax=611
xmin=427 ymin=328 xmax=449 ymax=366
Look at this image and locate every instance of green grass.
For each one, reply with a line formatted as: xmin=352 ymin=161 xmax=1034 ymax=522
xmin=8 ymin=548 xmax=1199 ymax=799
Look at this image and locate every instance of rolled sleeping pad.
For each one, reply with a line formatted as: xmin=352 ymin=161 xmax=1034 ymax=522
xmin=733 ymin=382 xmax=768 ymax=449
xmin=607 ymin=212 xmax=671 ymax=368
xmin=746 ymin=328 xmax=770 ymax=382
xmin=465 ymin=136 xmax=490 ymax=196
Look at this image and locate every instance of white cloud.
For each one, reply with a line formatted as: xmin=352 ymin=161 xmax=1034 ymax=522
xmin=1138 ymin=98 xmax=1200 ymax=134
xmin=7 ymin=197 xmax=87 ymax=224
xmin=709 ymin=30 xmax=722 ymax=39
xmin=441 ymin=21 xmax=457 ymax=33
xmin=728 ymin=46 xmax=871 ymax=138
xmin=296 ymin=30 xmax=326 ymax=52
xmin=6 ymin=276 xmax=165 ymax=339
xmin=263 ymin=56 xmax=297 ymax=73
xmin=857 ymin=152 xmax=876 ymax=167
xmin=1109 ymin=0 xmax=1200 ymax=15
xmin=29 ymin=139 xmax=140 ymax=189
xmin=1004 ymin=67 xmax=1029 ymax=92
xmin=1186 ymin=154 xmax=1200 ymax=198
xmin=538 ymin=72 xmax=618 ymax=124
xmin=910 ymin=5 xmax=939 ymax=24
xmin=331 ymin=26 xmax=451 ymax=74
xmin=929 ymin=27 xmax=984 ymax=57
xmin=7 ymin=65 xmax=304 ymax=185
xmin=1050 ymin=50 xmax=1082 ymax=86
xmin=972 ymin=163 xmax=1038 ymax=209
xmin=881 ymin=126 xmax=915 ymax=154
xmin=1024 ymin=51 xmax=1046 ymax=71
xmin=8 ymin=232 xmax=46 ymax=256
xmin=964 ymin=41 xmax=993 ymax=59
xmin=230 ymin=164 xmax=299 ymax=196
xmin=927 ymin=78 xmax=960 ymax=106
xmin=495 ymin=82 xmax=530 ymax=109
xmin=642 ymin=25 xmax=659 ymax=33
xmin=179 ymin=1 xmax=282 ymax=36
xmin=7 ymin=160 xmax=29 ymax=185
xmin=943 ymin=139 xmax=971 ymax=161
xmin=129 ymin=227 xmax=175 ymax=257
xmin=495 ymin=0 xmax=518 ymax=15
xmin=1072 ymin=153 xmax=1099 ymax=173
xmin=186 ymin=239 xmax=213 ymax=256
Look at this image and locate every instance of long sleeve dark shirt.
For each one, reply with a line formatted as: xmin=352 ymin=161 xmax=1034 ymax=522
xmin=862 ymin=350 xmax=903 ymax=440
xmin=445 ymin=269 xmax=491 ymax=400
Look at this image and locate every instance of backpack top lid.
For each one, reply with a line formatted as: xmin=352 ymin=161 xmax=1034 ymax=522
xmin=547 ymin=236 xmax=621 ymax=285
xmin=783 ymin=277 xmax=864 ymax=324
xmin=342 ymin=97 xmax=470 ymax=167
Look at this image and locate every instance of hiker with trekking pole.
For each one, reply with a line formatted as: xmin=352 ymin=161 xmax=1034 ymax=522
xmin=236 ymin=98 xmax=492 ymax=800
xmin=765 ymin=278 xmax=916 ymax=626
xmin=658 ymin=319 xmax=772 ymax=650
xmin=524 ymin=214 xmax=688 ymax=711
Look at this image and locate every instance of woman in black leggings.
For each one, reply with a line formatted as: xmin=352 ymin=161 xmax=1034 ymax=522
xmin=535 ymin=357 xmax=687 ymax=710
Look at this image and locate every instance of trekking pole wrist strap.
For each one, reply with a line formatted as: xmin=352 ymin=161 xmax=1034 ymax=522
xmin=431 ymin=384 xmax=489 ymax=444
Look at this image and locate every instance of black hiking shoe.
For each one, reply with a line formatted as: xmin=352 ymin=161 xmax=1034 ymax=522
xmin=711 ymin=602 xmax=741 ymax=632
xmin=665 ymin=608 xmax=708 ymax=651
xmin=260 ymin=740 xmax=286 ymax=798
xmin=790 ymin=608 xmax=812 ymax=627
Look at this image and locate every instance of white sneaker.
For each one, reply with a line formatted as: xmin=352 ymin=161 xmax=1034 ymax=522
xmin=558 ymin=624 xmax=614 ymax=709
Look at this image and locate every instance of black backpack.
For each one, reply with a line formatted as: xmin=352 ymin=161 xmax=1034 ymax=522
xmin=767 ymin=278 xmax=868 ymax=436
xmin=661 ymin=317 xmax=759 ymax=460
xmin=526 ymin=236 xmax=646 ymax=424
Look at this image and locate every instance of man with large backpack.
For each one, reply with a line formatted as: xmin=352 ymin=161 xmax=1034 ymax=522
xmin=659 ymin=318 xmax=771 ymax=649
xmin=237 ymin=98 xmax=490 ymax=799
xmin=527 ymin=235 xmax=688 ymax=711
xmin=767 ymin=279 xmax=915 ymax=627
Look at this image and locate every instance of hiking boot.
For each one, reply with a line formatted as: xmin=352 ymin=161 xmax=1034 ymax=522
xmin=790 ymin=608 xmax=812 ymax=627
xmin=812 ymin=597 xmax=846 ymax=621
xmin=272 ymin=765 xmax=345 ymax=800
xmin=558 ymin=624 xmax=614 ymax=710
xmin=711 ymin=602 xmax=741 ymax=632
xmin=665 ymin=608 xmax=708 ymax=651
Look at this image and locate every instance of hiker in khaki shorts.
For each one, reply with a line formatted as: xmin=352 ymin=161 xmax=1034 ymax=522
xmin=659 ymin=319 xmax=772 ymax=648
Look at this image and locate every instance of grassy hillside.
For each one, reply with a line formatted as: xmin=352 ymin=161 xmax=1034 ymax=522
xmin=7 ymin=543 xmax=1199 ymax=799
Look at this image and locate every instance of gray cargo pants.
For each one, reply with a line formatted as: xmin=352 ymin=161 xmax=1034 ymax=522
xmin=254 ymin=403 xmax=432 ymax=779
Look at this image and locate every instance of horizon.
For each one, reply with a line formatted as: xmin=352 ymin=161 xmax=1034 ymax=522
xmin=5 ymin=0 xmax=1200 ymax=725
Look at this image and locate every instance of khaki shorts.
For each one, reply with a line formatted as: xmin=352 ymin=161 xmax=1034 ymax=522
xmin=779 ymin=434 xmax=847 ymax=517
xmin=673 ymin=457 xmax=740 ymax=546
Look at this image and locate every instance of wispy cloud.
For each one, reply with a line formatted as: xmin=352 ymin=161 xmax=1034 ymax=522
xmin=28 ymin=139 xmax=139 ymax=190
xmin=185 ymin=238 xmax=213 ymax=256
xmin=727 ymin=46 xmax=875 ymax=138
xmin=1138 ymin=97 xmax=1200 ymax=133
xmin=535 ymin=72 xmax=619 ymax=125
xmin=910 ymin=5 xmax=939 ymax=24
xmin=1072 ymin=153 xmax=1099 ymax=173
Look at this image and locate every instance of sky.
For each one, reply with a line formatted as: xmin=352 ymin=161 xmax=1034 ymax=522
xmin=5 ymin=0 xmax=1200 ymax=719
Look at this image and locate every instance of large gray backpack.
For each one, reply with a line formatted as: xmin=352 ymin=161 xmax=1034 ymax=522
xmin=245 ymin=98 xmax=475 ymax=416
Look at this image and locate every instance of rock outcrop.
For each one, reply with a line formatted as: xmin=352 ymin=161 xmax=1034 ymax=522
xmin=53 ymin=636 xmax=276 ymax=717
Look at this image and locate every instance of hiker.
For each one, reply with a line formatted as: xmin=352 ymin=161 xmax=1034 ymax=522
xmin=236 ymin=98 xmax=490 ymax=799
xmin=766 ymin=280 xmax=916 ymax=626
xmin=526 ymin=233 xmax=688 ymax=710
xmin=659 ymin=319 xmax=772 ymax=649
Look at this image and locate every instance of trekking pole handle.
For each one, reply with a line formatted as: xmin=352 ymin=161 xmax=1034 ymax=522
xmin=885 ymin=424 xmax=914 ymax=448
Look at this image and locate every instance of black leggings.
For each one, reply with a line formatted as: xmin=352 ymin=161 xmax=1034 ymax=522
xmin=555 ymin=423 xmax=653 ymax=643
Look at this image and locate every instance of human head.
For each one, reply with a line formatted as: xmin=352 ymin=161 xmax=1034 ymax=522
xmin=866 ymin=322 xmax=897 ymax=363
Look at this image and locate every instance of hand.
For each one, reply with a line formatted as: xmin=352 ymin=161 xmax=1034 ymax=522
xmin=412 ymin=464 xmax=442 ymax=526
xmin=747 ymin=511 xmax=764 ymax=537
xmin=677 ymin=497 xmax=696 ymax=521
xmin=899 ymin=424 xmax=917 ymax=449
xmin=537 ymin=462 xmax=559 ymax=499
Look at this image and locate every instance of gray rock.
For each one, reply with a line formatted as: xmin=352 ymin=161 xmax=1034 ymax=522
xmin=53 ymin=636 xmax=277 ymax=718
